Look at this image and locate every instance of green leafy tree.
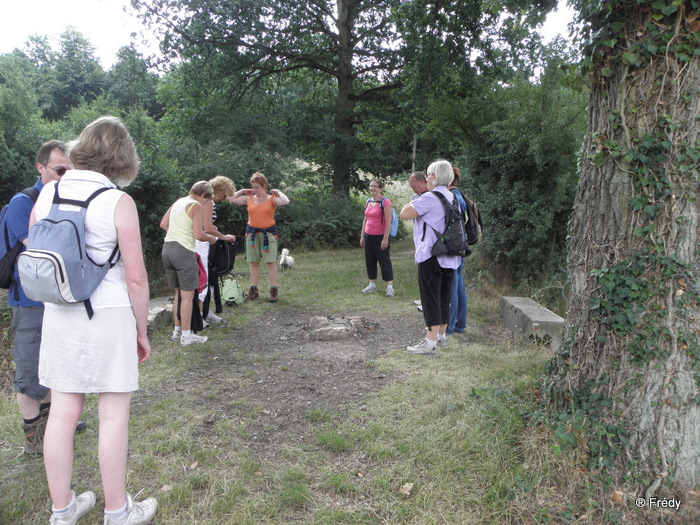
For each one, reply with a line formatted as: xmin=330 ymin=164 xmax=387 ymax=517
xmin=107 ymin=45 xmax=161 ymax=116
xmin=131 ymin=0 xmax=556 ymax=195
xmin=0 ymin=52 xmax=45 ymax=201
xmin=456 ymin=43 xmax=587 ymax=281
xmin=44 ymin=28 xmax=106 ymax=120
xmin=545 ymin=0 xmax=700 ymax=495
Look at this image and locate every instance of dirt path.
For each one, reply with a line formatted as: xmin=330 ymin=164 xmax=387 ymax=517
xmin=138 ymin=307 xmax=463 ymax=462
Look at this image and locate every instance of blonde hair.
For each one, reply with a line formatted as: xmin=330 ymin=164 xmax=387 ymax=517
xmin=250 ymin=172 xmax=268 ymax=188
xmin=209 ymin=175 xmax=236 ymax=198
xmin=69 ymin=116 xmax=140 ymax=187
xmin=190 ymin=181 xmax=214 ymax=199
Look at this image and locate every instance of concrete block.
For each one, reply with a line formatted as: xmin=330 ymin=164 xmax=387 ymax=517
xmin=148 ymin=296 xmax=173 ymax=333
xmin=499 ymin=296 xmax=565 ymax=350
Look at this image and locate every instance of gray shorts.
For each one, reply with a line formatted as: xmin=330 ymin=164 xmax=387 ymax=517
xmin=12 ymin=305 xmax=49 ymax=400
xmin=162 ymin=241 xmax=199 ymax=290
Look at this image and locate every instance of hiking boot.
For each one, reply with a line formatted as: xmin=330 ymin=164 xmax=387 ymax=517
xmin=38 ymin=406 xmax=87 ymax=434
xmin=180 ymin=333 xmax=208 ymax=346
xmin=248 ymin=285 xmax=259 ymax=300
xmin=406 ymin=340 xmax=439 ymax=356
xmin=269 ymin=286 xmax=278 ymax=303
xmin=205 ymin=312 xmax=223 ymax=324
xmin=50 ymin=490 xmax=96 ymax=525
xmin=103 ymin=492 xmax=157 ymax=525
xmin=23 ymin=415 xmax=47 ymax=455
xmin=360 ymin=284 xmax=377 ymax=293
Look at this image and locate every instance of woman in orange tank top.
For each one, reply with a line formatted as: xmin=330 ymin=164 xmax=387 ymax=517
xmin=230 ymin=172 xmax=290 ymax=302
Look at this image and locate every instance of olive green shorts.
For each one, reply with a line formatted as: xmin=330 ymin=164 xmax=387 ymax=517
xmin=245 ymin=232 xmax=278 ymax=264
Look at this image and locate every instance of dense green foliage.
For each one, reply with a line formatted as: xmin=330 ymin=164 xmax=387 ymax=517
xmin=0 ymin=1 xmax=587 ymax=285
xmin=461 ymin=46 xmax=587 ymax=280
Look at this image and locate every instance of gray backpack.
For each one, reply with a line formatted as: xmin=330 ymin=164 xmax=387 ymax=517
xmin=17 ymin=183 xmax=120 ymax=318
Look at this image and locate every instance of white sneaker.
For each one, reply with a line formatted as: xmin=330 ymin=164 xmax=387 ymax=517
xmin=386 ymin=288 xmax=395 ymax=297
xmin=169 ymin=330 xmax=181 ymax=342
xmin=406 ymin=339 xmax=438 ymax=355
xmin=437 ymin=338 xmax=448 ymax=349
xmin=104 ymin=492 xmax=157 ymax=525
xmin=205 ymin=312 xmax=223 ymax=324
xmin=181 ymin=333 xmax=208 ymax=346
xmin=51 ymin=490 xmax=96 ymax=525
xmin=360 ymin=284 xmax=377 ymax=293
xmin=413 ymin=299 xmax=421 ymax=306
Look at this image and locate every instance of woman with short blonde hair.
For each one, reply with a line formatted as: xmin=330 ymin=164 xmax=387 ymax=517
xmin=32 ymin=116 xmax=158 ymax=524
xmin=194 ymin=175 xmax=238 ymax=323
xmin=160 ymin=181 xmax=217 ymax=344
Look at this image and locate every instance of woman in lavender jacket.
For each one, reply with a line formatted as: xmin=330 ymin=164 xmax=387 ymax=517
xmin=399 ymin=159 xmax=461 ymax=355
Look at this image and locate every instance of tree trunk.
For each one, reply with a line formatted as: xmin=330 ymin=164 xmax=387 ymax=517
xmin=546 ymin=3 xmax=699 ymax=494
xmin=332 ymin=0 xmax=357 ymax=197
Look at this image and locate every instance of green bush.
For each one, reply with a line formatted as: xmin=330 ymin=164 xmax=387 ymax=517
xmin=276 ymin=190 xmax=363 ymax=249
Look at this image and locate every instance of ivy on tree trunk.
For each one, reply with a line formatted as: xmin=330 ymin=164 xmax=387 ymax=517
xmin=546 ymin=0 xmax=700 ymax=495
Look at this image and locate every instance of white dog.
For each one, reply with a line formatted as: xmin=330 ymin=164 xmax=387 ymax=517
xmin=280 ymin=248 xmax=294 ymax=271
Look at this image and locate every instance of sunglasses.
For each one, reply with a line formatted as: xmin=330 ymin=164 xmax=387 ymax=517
xmin=44 ymin=164 xmax=68 ymax=176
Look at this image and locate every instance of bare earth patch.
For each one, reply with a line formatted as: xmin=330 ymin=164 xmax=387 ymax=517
xmin=136 ymin=306 xmax=511 ymax=464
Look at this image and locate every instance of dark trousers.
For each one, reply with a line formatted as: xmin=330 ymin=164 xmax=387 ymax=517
xmin=417 ymin=256 xmax=454 ymax=329
xmin=364 ymin=233 xmax=393 ymax=282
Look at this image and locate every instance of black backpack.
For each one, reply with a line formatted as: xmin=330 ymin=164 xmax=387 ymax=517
xmin=451 ymin=188 xmax=483 ymax=246
xmin=0 ymin=187 xmax=40 ymax=299
xmin=208 ymin=239 xmax=237 ymax=277
xmin=423 ymin=191 xmax=471 ymax=257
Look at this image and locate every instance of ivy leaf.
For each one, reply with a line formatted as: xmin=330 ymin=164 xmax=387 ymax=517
xmin=623 ymin=53 xmax=642 ymax=67
xmin=593 ymin=151 xmax=608 ymax=167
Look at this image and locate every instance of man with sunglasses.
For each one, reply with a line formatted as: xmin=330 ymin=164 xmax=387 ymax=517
xmin=6 ymin=140 xmax=72 ymax=454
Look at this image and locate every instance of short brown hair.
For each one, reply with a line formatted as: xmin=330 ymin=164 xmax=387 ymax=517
xmin=190 ymin=181 xmax=214 ymax=199
xmin=250 ymin=172 xmax=268 ymax=188
xmin=69 ymin=116 xmax=140 ymax=187
xmin=36 ymin=140 xmax=68 ymax=165
xmin=209 ymin=175 xmax=236 ymax=198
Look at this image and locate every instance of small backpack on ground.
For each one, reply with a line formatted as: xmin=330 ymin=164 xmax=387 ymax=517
xmin=0 ymin=187 xmax=40 ymax=295
xmin=221 ymin=278 xmax=245 ymax=306
xmin=365 ymin=196 xmax=399 ymax=237
xmin=17 ymin=184 xmax=120 ymax=319
xmin=452 ymin=188 xmax=484 ymax=246
xmin=424 ymin=191 xmax=471 ymax=257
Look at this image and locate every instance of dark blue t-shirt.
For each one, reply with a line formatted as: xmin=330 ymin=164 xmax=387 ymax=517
xmin=7 ymin=178 xmax=44 ymax=307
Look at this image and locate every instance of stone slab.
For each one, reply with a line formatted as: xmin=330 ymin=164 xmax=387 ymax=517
xmin=148 ymin=296 xmax=173 ymax=333
xmin=499 ymin=296 xmax=565 ymax=350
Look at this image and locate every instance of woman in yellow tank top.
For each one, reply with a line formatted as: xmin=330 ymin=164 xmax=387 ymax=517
xmin=160 ymin=181 xmax=217 ymax=345
xmin=230 ymin=172 xmax=290 ymax=302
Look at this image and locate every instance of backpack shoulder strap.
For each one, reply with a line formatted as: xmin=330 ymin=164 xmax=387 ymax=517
xmin=420 ymin=191 xmax=450 ymax=240
xmin=21 ymin=187 xmax=40 ymax=203
xmin=53 ymin=183 xmax=112 ymax=208
xmin=431 ymin=190 xmax=451 ymax=231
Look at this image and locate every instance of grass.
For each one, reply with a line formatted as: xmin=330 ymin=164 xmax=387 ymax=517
xmin=0 ymin=240 xmax=628 ymax=524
